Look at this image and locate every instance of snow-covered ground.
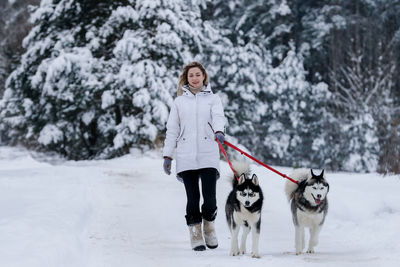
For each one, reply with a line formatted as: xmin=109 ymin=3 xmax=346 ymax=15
xmin=0 ymin=146 xmax=399 ymax=267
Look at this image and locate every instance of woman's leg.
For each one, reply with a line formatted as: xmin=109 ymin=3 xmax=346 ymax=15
xmin=199 ymin=168 xmax=218 ymax=248
xmin=180 ymin=169 xmax=202 ymax=225
xmin=180 ymin=169 xmax=206 ymax=251
xmin=199 ymin=168 xmax=218 ymax=221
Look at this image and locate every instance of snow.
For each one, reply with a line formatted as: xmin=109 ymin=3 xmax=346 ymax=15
xmin=101 ymin=91 xmax=116 ymax=109
xmin=0 ymin=146 xmax=399 ymax=267
xmin=276 ymin=1 xmax=291 ymax=16
xmin=82 ymin=111 xmax=95 ymax=126
xmin=38 ymin=124 xmax=63 ymax=145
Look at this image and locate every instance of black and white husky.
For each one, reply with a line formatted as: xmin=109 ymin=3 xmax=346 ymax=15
xmin=225 ymin=162 xmax=264 ymax=258
xmin=285 ymin=169 xmax=329 ymax=255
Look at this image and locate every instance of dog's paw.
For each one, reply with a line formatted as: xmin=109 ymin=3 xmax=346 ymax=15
xmin=230 ymin=249 xmax=240 ymax=256
xmin=306 ymin=249 xmax=315 ymax=254
xmin=295 ymin=251 xmax=302 ymax=255
xmin=251 ymin=252 xmax=260 ymax=258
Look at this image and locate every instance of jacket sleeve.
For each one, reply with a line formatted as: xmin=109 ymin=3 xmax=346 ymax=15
xmin=211 ymin=95 xmax=227 ymax=133
xmin=163 ymin=100 xmax=180 ymax=158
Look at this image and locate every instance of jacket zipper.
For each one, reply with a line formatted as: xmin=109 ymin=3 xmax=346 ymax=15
xmin=195 ymin=93 xmax=199 ymax=164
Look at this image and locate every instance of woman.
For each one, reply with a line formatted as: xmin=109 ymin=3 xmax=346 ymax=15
xmin=162 ymin=61 xmax=226 ymax=251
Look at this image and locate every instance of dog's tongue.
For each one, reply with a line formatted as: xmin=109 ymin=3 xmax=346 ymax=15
xmin=315 ymin=198 xmax=321 ymax=205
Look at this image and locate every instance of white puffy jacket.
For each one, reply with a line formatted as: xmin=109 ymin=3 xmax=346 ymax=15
xmin=163 ymin=84 xmax=226 ymax=177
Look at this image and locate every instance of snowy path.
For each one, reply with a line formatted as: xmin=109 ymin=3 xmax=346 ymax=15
xmin=0 ymin=146 xmax=399 ymax=267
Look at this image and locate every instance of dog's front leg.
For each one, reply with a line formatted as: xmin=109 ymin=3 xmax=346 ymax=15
xmin=240 ymin=225 xmax=250 ymax=254
xmin=307 ymin=225 xmax=321 ymax=253
xmin=250 ymin=223 xmax=260 ymax=258
xmin=230 ymin=226 xmax=240 ymax=256
xmin=295 ymin=226 xmax=305 ymax=255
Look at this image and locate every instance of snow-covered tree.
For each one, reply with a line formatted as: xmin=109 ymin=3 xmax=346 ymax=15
xmin=325 ymin=0 xmax=400 ymax=172
xmin=204 ymin=42 xmax=268 ymax=153
xmin=1 ymin=0 xmax=123 ymax=158
xmin=329 ymin=43 xmax=396 ymax=172
xmin=203 ymin=0 xmax=333 ymax=170
xmin=0 ymin=0 xmax=223 ymax=159
xmin=210 ymin=0 xmax=292 ymax=61
xmin=253 ymin=46 xmax=331 ymax=169
xmin=1 ymin=0 xmax=399 ymax=173
xmin=102 ymin=0 xmax=216 ymax=156
xmin=0 ymin=0 xmax=40 ymax=98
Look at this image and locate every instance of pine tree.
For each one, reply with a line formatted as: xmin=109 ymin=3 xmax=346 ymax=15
xmin=212 ymin=0 xmax=293 ymax=62
xmin=0 ymin=0 xmax=40 ymax=99
xmin=326 ymin=0 xmax=400 ymax=172
xmin=205 ymin=42 xmax=268 ymax=151
xmin=206 ymin=0 xmax=333 ymax=169
xmin=103 ymin=0 xmax=212 ymax=156
xmin=0 ymin=0 xmax=217 ymax=159
xmin=201 ymin=0 xmax=273 ymax=155
xmin=254 ymin=45 xmax=331 ymax=169
xmin=1 ymin=0 xmax=398 ymax=172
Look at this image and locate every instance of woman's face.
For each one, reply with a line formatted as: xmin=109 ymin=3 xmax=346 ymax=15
xmin=187 ymin=67 xmax=205 ymax=89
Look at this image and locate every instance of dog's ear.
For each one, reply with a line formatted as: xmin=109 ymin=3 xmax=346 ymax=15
xmin=311 ymin=169 xmax=315 ymax=177
xmin=320 ymin=169 xmax=324 ymax=178
xmin=238 ymin=173 xmax=246 ymax=185
xmin=251 ymin=174 xmax=259 ymax=186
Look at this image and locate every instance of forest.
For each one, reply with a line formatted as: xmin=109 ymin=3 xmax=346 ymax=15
xmin=0 ymin=0 xmax=399 ymax=173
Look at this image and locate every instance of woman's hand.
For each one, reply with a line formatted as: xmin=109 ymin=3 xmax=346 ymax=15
xmin=163 ymin=157 xmax=172 ymax=175
xmin=215 ymin=131 xmax=225 ymax=144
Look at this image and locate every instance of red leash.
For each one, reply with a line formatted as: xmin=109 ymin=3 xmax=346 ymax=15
xmin=217 ymin=139 xmax=298 ymax=184
xmin=217 ymin=139 xmax=240 ymax=181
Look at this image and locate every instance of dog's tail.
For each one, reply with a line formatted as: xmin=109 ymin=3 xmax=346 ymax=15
xmin=230 ymin=161 xmax=250 ymax=187
xmin=284 ymin=168 xmax=311 ymax=201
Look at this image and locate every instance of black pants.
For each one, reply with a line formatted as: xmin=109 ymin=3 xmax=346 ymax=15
xmin=179 ymin=168 xmax=218 ymax=225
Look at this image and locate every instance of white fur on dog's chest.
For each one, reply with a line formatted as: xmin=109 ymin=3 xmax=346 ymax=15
xmin=296 ymin=209 xmax=324 ymax=227
xmin=233 ymin=205 xmax=260 ymax=225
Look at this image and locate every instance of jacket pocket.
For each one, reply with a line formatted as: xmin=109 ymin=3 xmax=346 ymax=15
xmin=176 ymin=126 xmax=190 ymax=155
xmin=176 ymin=126 xmax=185 ymax=142
xmin=204 ymin=122 xmax=215 ymax=141
xmin=198 ymin=123 xmax=216 ymax=154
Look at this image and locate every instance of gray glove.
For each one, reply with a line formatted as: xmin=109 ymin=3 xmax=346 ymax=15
xmin=215 ymin=131 xmax=225 ymax=144
xmin=163 ymin=157 xmax=172 ymax=175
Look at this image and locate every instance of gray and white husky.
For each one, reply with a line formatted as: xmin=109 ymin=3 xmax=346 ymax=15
xmin=225 ymin=162 xmax=264 ymax=258
xmin=285 ymin=168 xmax=329 ymax=255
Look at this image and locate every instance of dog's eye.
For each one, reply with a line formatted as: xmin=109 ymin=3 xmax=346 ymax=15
xmin=240 ymin=192 xmax=246 ymax=196
xmin=248 ymin=193 xmax=255 ymax=197
xmin=312 ymin=186 xmax=317 ymax=190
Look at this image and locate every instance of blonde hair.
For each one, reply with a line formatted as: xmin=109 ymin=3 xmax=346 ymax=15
xmin=177 ymin=61 xmax=209 ymax=96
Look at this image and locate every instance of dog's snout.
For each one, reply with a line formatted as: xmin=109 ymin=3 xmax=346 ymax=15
xmin=245 ymin=201 xmax=250 ymax=206
xmin=317 ymin=194 xmax=321 ymax=198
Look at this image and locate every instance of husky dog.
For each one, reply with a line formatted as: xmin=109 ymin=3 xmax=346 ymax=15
xmin=225 ymin=162 xmax=264 ymax=258
xmin=285 ymin=169 xmax=329 ymax=255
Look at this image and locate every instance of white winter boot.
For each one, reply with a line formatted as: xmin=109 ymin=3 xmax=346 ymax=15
xmin=188 ymin=223 xmax=206 ymax=251
xmin=203 ymin=219 xmax=218 ymax=249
